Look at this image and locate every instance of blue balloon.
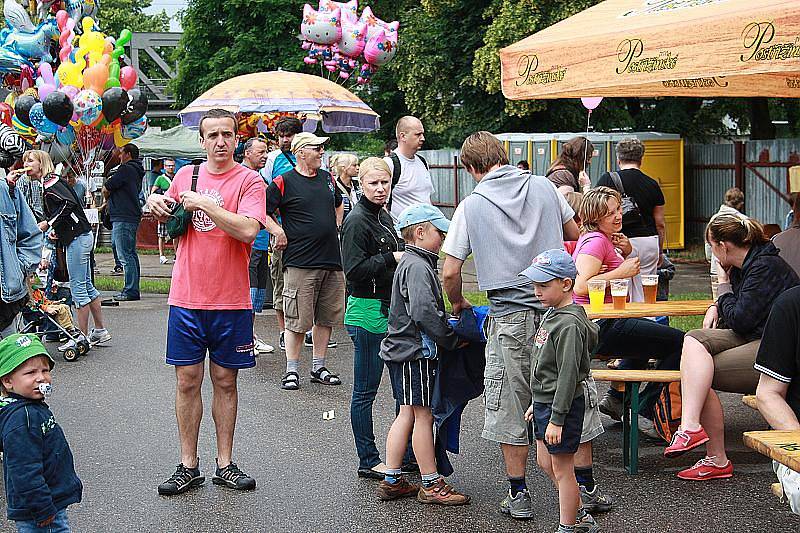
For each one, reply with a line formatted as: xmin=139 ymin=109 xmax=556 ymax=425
xmin=29 ymin=103 xmax=58 ymax=134
xmin=2 ymin=20 xmax=59 ymax=63
xmin=56 ymin=125 xmax=76 ymax=146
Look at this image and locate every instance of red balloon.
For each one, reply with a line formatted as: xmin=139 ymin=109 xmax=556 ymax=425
xmin=0 ymin=103 xmax=12 ymax=126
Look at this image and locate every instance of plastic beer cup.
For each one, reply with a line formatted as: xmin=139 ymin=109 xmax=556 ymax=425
xmin=610 ymin=279 xmax=629 ymax=310
xmin=588 ymin=279 xmax=607 ymax=313
xmin=642 ymin=274 xmax=659 ymax=304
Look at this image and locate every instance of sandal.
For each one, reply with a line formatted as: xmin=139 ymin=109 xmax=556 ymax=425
xmin=310 ymin=367 xmax=341 ymax=385
xmin=281 ymin=371 xmax=299 ymax=390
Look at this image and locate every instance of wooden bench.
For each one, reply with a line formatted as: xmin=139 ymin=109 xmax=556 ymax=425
xmin=591 ymin=369 xmax=682 ymax=474
xmin=742 ymin=395 xmax=758 ymax=410
xmin=743 ymin=430 xmax=800 ymax=473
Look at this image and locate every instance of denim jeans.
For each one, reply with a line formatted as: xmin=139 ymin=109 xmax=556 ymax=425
xmin=66 ymin=232 xmax=99 ymax=308
xmin=347 ymin=325 xmax=386 ymax=470
xmin=111 ymin=221 xmax=140 ymax=298
xmin=16 ymin=509 xmax=70 ymax=532
xmin=596 ymin=318 xmax=684 ymax=418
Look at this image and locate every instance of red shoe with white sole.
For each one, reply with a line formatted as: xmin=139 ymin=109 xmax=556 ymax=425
xmin=677 ymin=456 xmax=733 ymax=480
xmin=664 ymin=426 xmax=709 ymax=458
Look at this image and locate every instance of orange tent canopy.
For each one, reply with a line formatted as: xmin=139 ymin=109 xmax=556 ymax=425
xmin=500 ymin=0 xmax=800 ymax=100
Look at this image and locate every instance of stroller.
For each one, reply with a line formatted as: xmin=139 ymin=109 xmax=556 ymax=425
xmin=17 ymin=295 xmax=89 ymax=362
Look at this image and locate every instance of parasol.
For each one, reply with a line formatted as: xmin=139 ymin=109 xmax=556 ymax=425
xmin=178 ymin=71 xmax=380 ymax=133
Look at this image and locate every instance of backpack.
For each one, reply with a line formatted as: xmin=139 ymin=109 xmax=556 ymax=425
xmin=609 ymin=171 xmax=646 ymax=228
xmin=388 ymin=152 xmax=428 ymax=211
xmin=652 ymin=381 xmax=682 ymax=444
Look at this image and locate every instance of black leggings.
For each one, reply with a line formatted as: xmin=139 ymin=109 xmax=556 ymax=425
xmin=595 ymin=318 xmax=685 ymax=418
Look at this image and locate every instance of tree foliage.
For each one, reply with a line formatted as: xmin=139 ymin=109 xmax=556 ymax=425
xmin=98 ymin=0 xmax=170 ymax=38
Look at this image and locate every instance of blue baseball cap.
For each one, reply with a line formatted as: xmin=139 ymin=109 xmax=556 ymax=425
xmin=520 ymin=249 xmax=578 ymax=282
xmin=395 ymin=203 xmax=450 ymax=233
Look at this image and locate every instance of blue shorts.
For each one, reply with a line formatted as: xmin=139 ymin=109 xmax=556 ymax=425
xmin=166 ymin=306 xmax=256 ymax=369
xmin=533 ymin=394 xmax=585 ymax=455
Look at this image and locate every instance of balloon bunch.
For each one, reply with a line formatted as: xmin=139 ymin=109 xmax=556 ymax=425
xmin=236 ymin=111 xmax=306 ymax=139
xmin=300 ymin=2 xmax=398 ymax=85
xmin=2 ymin=7 xmax=148 ymax=178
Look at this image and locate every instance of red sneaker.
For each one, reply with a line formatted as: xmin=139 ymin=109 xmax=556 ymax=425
xmin=677 ymin=456 xmax=733 ymax=480
xmin=664 ymin=427 xmax=709 ymax=458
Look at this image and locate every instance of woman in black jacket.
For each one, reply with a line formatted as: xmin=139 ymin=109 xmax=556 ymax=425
xmin=340 ymin=157 xmax=402 ymax=479
xmin=665 ymin=213 xmax=799 ymax=479
xmin=31 ymin=150 xmax=109 ymax=350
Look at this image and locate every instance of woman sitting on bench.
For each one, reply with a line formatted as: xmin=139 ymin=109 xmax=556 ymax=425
xmin=572 ymin=187 xmax=685 ymax=431
xmin=665 ymin=213 xmax=800 ymax=480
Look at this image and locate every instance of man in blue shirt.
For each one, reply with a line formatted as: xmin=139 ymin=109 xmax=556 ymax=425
xmin=243 ymin=137 xmax=273 ymax=354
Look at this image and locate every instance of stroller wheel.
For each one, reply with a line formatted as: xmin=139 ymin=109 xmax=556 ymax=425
xmin=77 ymin=341 xmax=90 ymax=356
xmin=62 ymin=348 xmax=79 ymax=362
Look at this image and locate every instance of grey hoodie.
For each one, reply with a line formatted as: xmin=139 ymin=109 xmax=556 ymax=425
xmin=531 ymin=304 xmax=599 ymax=426
xmin=380 ymin=245 xmax=459 ymax=363
xmin=463 ymin=165 xmax=573 ymax=291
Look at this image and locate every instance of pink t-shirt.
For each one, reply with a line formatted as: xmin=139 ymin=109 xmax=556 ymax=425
xmin=166 ymin=163 xmax=267 ymax=310
xmin=572 ymin=231 xmax=623 ymax=304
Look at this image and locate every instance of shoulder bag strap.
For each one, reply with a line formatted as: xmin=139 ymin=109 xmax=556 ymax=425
xmin=281 ymin=150 xmax=296 ymax=168
xmin=609 ymin=171 xmax=625 ymax=195
xmin=388 ymin=152 xmax=402 ymax=210
xmin=191 ymin=165 xmax=199 ymax=192
xmin=417 ymin=154 xmax=428 ymax=170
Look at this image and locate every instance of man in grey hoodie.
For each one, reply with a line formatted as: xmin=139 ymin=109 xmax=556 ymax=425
xmin=443 ymin=132 xmax=610 ymax=518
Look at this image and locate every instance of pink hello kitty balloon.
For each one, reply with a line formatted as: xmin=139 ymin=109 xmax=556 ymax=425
xmin=363 ymin=29 xmax=397 ymax=66
xmin=318 ymin=0 xmax=358 ymax=21
xmin=337 ymin=16 xmax=366 ymax=58
xmin=359 ymin=6 xmax=399 ymax=42
xmin=301 ymin=4 xmax=342 ymax=45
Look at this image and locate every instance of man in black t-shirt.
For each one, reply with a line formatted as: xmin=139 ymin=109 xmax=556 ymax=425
xmin=597 ymin=137 xmax=665 ymax=303
xmin=265 ymin=133 xmax=345 ymax=391
xmin=755 ymin=286 xmax=800 ymax=429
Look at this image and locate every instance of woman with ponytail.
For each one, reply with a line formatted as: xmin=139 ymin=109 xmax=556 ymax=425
xmin=546 ymin=137 xmax=594 ymax=195
xmin=330 ymin=153 xmax=360 ymax=222
xmin=664 ymin=213 xmax=799 ymax=479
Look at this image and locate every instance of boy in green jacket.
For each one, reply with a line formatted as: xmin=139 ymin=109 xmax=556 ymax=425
xmin=521 ymin=249 xmax=600 ymax=533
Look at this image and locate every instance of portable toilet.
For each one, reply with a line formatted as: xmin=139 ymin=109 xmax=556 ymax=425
xmin=494 ymin=132 xmax=684 ymax=250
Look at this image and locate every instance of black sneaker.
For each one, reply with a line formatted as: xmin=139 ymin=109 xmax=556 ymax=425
xmin=158 ymin=463 xmax=204 ymax=495
xmin=212 ymin=461 xmax=256 ymax=490
xmin=304 ymin=331 xmax=338 ymax=349
xmin=279 ymin=332 xmax=285 ymax=351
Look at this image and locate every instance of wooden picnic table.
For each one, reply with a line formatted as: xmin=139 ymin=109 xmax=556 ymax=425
xmin=743 ymin=430 xmax=800 ymax=472
xmin=583 ymin=299 xmax=712 ymax=474
xmin=583 ymin=299 xmax=713 ymax=320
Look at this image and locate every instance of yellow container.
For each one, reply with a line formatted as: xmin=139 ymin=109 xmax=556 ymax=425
xmin=496 ymin=132 xmax=685 ymax=249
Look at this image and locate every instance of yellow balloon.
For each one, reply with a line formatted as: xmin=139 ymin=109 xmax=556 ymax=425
xmin=114 ymin=127 xmax=131 ymax=147
xmin=57 ymin=62 xmax=83 ymax=88
xmin=4 ymin=92 xmax=15 ymax=106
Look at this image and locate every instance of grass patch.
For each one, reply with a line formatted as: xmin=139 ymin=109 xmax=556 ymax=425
xmin=668 ymin=243 xmax=707 ymax=263
xmin=95 ymin=246 xmax=174 ymax=256
xmin=94 ymin=276 xmax=171 ymax=294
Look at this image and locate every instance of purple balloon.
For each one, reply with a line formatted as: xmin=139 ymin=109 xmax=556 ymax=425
xmin=61 ymin=85 xmax=79 ymax=99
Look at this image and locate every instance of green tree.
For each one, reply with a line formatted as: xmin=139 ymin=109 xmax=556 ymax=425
xmin=98 ymin=0 xmax=170 ymax=37
xmin=172 ymin=0 xmax=306 ymax=107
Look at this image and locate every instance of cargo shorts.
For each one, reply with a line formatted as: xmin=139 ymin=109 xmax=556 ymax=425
xmin=482 ymin=309 xmax=545 ymax=445
xmin=282 ymin=267 xmax=345 ymax=334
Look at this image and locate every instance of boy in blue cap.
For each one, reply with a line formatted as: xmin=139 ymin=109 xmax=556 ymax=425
xmin=520 ymin=249 xmax=600 ymax=533
xmin=0 ymin=334 xmax=82 ymax=532
xmin=377 ymin=204 xmax=469 ymax=506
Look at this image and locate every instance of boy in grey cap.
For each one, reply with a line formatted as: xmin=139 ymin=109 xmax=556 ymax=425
xmin=520 ymin=249 xmax=600 ymax=533
xmin=376 ymin=204 xmax=469 ymax=506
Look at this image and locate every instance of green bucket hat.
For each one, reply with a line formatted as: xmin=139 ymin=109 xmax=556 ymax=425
xmin=0 ymin=334 xmax=55 ymax=378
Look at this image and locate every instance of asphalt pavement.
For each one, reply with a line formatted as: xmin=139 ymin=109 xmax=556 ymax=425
xmin=0 ymin=291 xmax=796 ymax=532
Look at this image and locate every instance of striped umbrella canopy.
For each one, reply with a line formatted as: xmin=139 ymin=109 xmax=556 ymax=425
xmin=500 ymin=0 xmax=800 ymax=100
xmin=179 ymin=71 xmax=380 ymax=133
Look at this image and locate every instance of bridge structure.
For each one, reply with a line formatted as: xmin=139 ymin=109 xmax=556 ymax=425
xmin=127 ymin=32 xmax=182 ymax=119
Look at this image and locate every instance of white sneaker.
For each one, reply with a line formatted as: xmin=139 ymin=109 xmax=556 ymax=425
xmin=254 ymin=338 xmax=274 ymax=354
xmin=89 ymin=328 xmax=112 ymax=345
xmin=58 ymin=333 xmax=86 ymax=352
xmin=160 ymin=256 xmax=172 ymax=264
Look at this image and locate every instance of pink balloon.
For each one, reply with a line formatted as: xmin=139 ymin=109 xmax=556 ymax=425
xmin=581 ymin=97 xmax=603 ymax=111
xmin=61 ymin=85 xmax=79 ymax=99
xmin=56 ymin=10 xmax=68 ymax=31
xmin=119 ymin=66 xmax=138 ymax=91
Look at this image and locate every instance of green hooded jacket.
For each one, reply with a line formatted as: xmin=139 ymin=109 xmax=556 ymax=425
xmin=531 ymin=304 xmax=599 ymax=426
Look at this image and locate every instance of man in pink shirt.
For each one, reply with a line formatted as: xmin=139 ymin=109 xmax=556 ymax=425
xmin=147 ymin=109 xmax=266 ymax=496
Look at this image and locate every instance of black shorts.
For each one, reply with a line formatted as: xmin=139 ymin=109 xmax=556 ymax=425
xmin=387 ymin=358 xmax=437 ymax=406
xmin=533 ymin=394 xmax=585 ymax=455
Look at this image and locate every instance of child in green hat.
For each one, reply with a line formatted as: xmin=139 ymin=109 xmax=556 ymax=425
xmin=0 ymin=334 xmax=82 ymax=531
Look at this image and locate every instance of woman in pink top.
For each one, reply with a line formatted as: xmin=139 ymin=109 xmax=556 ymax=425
xmin=572 ymin=187 xmax=685 ymax=428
